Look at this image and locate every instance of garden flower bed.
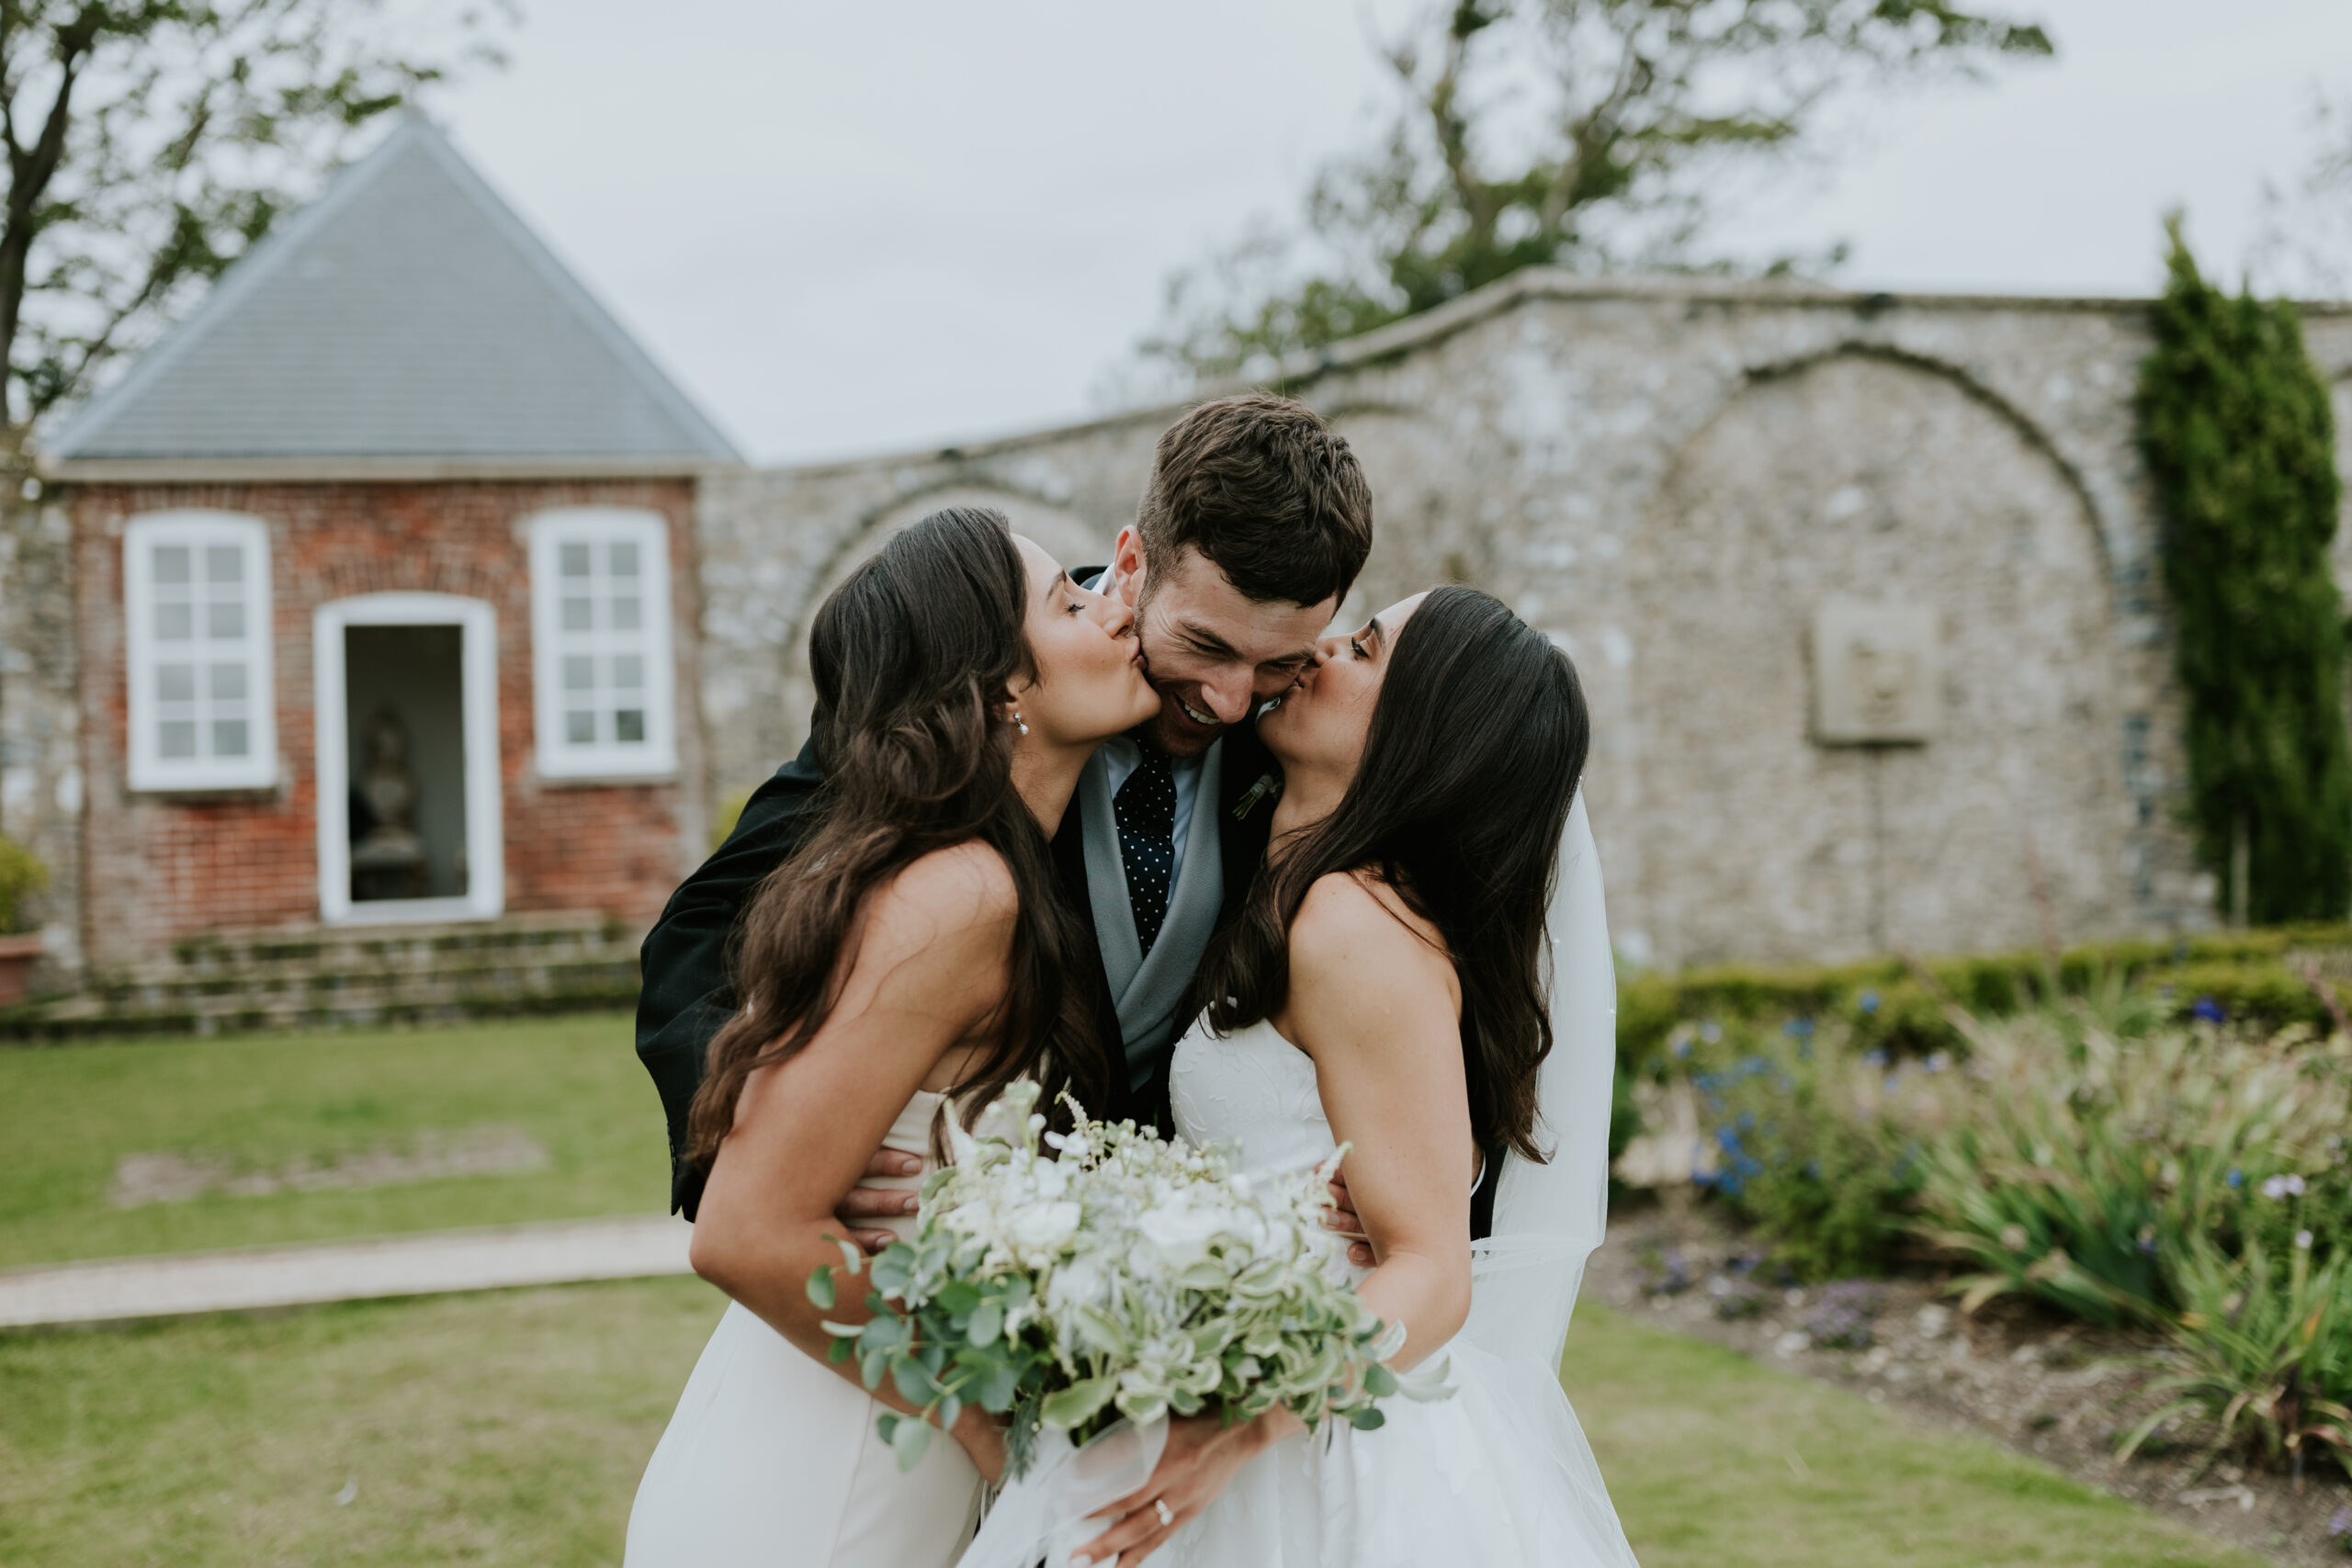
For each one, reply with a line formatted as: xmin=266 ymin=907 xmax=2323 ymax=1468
xmin=1607 ymin=931 xmax=2352 ymax=1565
xmin=1590 ymin=1211 xmax=2352 ymax=1566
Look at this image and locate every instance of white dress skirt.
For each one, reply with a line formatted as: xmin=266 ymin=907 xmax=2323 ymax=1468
xmin=1157 ymin=1017 xmax=1641 ymax=1568
xmin=623 ymin=1089 xmax=985 ymax=1568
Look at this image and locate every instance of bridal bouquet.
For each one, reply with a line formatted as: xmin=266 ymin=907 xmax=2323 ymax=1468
xmin=808 ymin=1079 xmax=1419 ymax=1478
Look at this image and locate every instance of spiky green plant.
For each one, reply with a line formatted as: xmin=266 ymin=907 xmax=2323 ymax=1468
xmin=2122 ymin=1238 xmax=2352 ymax=1478
xmin=1912 ymin=1013 xmax=2350 ymax=1324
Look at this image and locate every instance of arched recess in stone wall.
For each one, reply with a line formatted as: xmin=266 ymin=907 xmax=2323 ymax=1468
xmin=1323 ymin=404 xmax=1488 ymax=627
xmin=1619 ymin=348 xmax=2128 ymax=967
xmin=773 ymin=488 xmax=1115 ymax=753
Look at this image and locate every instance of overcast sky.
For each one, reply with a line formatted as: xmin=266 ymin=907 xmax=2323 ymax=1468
xmin=434 ymin=0 xmax=2352 ymax=466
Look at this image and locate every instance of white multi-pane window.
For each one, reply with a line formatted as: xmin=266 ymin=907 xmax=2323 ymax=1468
xmin=123 ymin=512 xmax=277 ymax=791
xmin=528 ymin=508 xmax=675 ymax=778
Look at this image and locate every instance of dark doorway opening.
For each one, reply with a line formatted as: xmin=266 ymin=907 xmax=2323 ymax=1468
xmin=345 ymin=624 xmax=469 ymax=903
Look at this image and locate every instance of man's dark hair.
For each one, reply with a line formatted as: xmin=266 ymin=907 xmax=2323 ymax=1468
xmin=1135 ymin=392 xmax=1374 ymax=608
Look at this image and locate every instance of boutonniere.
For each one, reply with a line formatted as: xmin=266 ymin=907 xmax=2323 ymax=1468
xmin=1232 ymin=772 xmax=1282 ymax=821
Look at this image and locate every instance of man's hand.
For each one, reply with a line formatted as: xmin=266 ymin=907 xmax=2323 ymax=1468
xmin=1325 ymin=1170 xmax=1373 ymax=1269
xmin=1076 ymin=1409 xmax=1288 ymax=1564
xmin=834 ymin=1147 xmax=922 ymax=1255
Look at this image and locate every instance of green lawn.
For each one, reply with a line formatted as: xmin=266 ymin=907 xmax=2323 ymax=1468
xmin=0 ymin=1283 xmax=2266 ymax=1568
xmin=1563 ymin=1305 xmax=2261 ymax=1568
xmin=0 ymin=1012 xmax=670 ymax=1268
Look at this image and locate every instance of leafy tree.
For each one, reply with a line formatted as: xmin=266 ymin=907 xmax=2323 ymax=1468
xmin=2137 ymin=218 xmax=2351 ymax=926
xmin=2251 ymin=86 xmax=2352 ymax=301
xmin=0 ymin=1 xmax=507 ymax=463
xmin=1146 ymin=0 xmax=2052 ymax=380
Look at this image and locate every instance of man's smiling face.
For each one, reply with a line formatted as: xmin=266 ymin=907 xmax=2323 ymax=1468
xmin=1105 ymin=526 xmax=1336 ymax=758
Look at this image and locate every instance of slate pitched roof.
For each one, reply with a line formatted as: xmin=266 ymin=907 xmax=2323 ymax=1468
xmin=43 ymin=118 xmax=738 ymax=470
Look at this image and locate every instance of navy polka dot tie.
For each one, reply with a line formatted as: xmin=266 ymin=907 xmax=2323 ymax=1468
xmin=1114 ymin=747 xmax=1178 ymax=957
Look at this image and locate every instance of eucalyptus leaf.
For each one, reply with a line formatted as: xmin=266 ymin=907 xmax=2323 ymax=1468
xmin=1039 ymin=1376 xmax=1114 ymax=1428
xmin=889 ymin=1413 xmax=933 ymax=1472
xmin=964 ymin=1300 xmax=1001 ymax=1346
xmin=806 ymin=1264 xmax=836 ymax=1310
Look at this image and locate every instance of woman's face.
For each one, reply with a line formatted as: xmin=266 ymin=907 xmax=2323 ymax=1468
xmin=1259 ymin=592 xmax=1426 ymax=779
xmin=1011 ymin=535 xmax=1159 ymax=746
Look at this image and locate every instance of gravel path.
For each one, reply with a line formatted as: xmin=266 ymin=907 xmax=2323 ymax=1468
xmin=0 ymin=1214 xmax=694 ymax=1328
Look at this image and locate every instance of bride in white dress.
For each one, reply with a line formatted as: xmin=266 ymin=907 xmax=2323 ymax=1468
xmin=1074 ymin=586 xmax=1639 ymax=1568
xmin=624 ymin=507 xmax=1159 ymax=1568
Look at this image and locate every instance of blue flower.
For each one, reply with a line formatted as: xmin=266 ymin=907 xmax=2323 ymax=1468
xmin=1783 ymin=1017 xmax=1816 ymax=1040
xmin=2226 ymin=1168 xmax=2244 ymax=1190
xmin=1672 ymin=1037 xmax=1692 ymax=1060
xmin=2191 ymin=995 xmax=2224 ymax=1023
xmin=1858 ymin=989 xmax=1881 ymax=1015
xmin=1861 ymin=1047 xmax=1889 ymax=1068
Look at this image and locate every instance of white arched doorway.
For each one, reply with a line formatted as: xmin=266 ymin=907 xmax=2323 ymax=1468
xmin=313 ymin=592 xmax=504 ymax=924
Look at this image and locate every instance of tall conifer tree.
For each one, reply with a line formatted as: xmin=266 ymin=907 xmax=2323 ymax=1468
xmin=2137 ymin=220 xmax=2351 ymax=923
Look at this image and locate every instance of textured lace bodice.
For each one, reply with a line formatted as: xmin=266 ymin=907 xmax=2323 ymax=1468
xmin=1169 ymin=1015 xmax=1337 ymax=1179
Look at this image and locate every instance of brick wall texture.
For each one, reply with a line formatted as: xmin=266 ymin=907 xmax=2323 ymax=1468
xmin=67 ymin=478 xmax=706 ymax=971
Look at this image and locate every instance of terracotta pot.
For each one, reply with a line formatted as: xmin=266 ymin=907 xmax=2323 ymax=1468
xmin=0 ymin=932 xmax=45 ymax=1007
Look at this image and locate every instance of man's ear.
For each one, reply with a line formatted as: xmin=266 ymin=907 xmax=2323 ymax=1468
xmin=1108 ymin=526 xmax=1146 ymax=608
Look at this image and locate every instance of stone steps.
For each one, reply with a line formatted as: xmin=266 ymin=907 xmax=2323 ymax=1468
xmin=6 ymin=911 xmax=643 ymax=1037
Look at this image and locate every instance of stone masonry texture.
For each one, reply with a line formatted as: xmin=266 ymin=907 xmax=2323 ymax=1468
xmin=695 ymin=273 xmax=2352 ymax=970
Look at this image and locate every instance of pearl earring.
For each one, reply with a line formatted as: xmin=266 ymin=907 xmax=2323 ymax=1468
xmin=1012 ymin=710 xmax=1030 ymax=736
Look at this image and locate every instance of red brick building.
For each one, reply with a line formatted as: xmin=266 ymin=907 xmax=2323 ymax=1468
xmin=41 ymin=120 xmax=735 ymax=981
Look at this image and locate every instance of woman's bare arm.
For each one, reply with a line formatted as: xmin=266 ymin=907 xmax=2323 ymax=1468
xmin=1080 ymin=873 xmax=1474 ymax=1565
xmin=1283 ymin=871 xmax=1474 ymax=1371
xmin=687 ymin=841 xmax=1018 ymax=1461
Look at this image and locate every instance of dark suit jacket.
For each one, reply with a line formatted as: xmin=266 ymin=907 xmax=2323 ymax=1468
xmin=636 ymin=592 xmax=1283 ymax=1218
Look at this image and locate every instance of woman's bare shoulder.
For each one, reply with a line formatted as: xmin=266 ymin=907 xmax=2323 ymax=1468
xmin=863 ymin=840 xmax=1021 ymax=959
xmin=1289 ymin=871 xmax=1449 ymax=984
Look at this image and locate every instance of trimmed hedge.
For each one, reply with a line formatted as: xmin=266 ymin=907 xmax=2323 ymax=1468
xmin=1617 ymin=924 xmax=2352 ymax=1074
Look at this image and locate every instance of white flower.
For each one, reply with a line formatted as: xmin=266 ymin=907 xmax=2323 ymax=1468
xmin=1137 ymin=1201 xmax=1230 ymax=1269
xmin=2261 ymin=1173 xmax=2308 ymax=1200
xmin=1009 ymin=1199 xmax=1081 ymax=1258
xmin=2298 ymin=1229 xmax=2315 ymax=1250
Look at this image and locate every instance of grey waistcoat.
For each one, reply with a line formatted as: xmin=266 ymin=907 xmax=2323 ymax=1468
xmin=1077 ymin=738 xmax=1225 ymax=1090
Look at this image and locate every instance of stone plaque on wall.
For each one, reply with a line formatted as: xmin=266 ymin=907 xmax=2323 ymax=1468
xmin=1812 ymin=600 xmax=1939 ymax=745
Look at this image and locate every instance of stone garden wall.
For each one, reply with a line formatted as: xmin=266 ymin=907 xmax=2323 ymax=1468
xmin=697 ymin=270 xmax=2352 ymax=970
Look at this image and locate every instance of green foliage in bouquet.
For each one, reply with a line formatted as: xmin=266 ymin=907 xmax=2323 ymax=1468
xmin=810 ymin=1082 xmax=1430 ymax=1478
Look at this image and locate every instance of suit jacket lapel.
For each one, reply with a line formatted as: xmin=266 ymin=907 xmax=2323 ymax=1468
xmin=1114 ymin=737 xmax=1224 ymax=1064
xmin=1216 ymin=721 xmax=1279 ymax=927
xmin=1076 ymin=750 xmax=1143 ymax=1002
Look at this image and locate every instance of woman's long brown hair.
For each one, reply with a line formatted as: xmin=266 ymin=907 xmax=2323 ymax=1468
xmin=1193 ymin=586 xmax=1589 ymax=1164
xmin=685 ymin=507 xmax=1107 ymax=1168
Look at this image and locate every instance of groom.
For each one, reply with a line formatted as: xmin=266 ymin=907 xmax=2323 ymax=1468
xmin=634 ymin=392 xmax=1374 ymax=1241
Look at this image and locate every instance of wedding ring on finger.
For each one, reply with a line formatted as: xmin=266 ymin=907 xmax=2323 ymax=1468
xmin=1153 ymin=1499 xmax=1174 ymax=1527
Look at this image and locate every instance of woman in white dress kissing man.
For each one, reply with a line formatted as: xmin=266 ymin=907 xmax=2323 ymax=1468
xmin=1077 ymin=584 xmax=1640 ymax=1568
xmin=625 ymin=506 xmax=1158 ymax=1565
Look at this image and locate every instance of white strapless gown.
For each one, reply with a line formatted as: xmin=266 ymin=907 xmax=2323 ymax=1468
xmin=623 ymin=1089 xmax=984 ymax=1568
xmin=1159 ymin=1017 xmax=1640 ymax=1568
